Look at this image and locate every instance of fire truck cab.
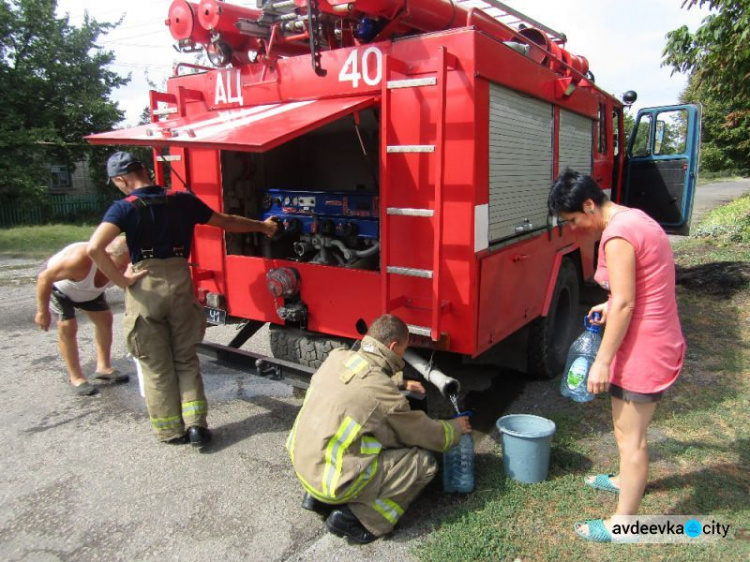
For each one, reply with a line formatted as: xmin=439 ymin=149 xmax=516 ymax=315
xmin=88 ymin=0 xmax=700 ymax=389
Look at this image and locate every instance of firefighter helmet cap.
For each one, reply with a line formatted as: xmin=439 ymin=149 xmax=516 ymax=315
xmin=107 ymin=151 xmax=144 ymax=178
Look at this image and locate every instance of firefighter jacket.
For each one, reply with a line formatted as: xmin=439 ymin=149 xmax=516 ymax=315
xmin=286 ymin=335 xmax=462 ymax=504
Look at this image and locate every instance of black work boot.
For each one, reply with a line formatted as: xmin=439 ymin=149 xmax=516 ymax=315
xmin=325 ymin=505 xmax=378 ymax=545
xmin=301 ymin=493 xmax=334 ymax=517
xmin=187 ymin=426 xmax=211 ymax=449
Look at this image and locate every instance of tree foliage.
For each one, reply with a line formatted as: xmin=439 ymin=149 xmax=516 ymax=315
xmin=0 ymin=0 xmax=128 ymax=204
xmin=663 ymin=0 xmax=750 ymax=173
xmin=682 ymin=74 xmax=750 ymax=172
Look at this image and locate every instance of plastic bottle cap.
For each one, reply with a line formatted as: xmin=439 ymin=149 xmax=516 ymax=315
xmin=584 ymin=313 xmax=603 ymax=333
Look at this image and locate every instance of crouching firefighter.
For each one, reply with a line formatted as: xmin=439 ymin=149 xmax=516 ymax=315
xmin=286 ymin=314 xmax=472 ymax=544
xmin=88 ymin=151 xmax=278 ymax=447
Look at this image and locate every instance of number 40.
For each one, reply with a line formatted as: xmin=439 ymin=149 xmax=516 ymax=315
xmin=338 ymin=46 xmax=383 ymax=88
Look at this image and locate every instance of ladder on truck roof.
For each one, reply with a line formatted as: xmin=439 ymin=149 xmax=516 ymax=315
xmin=381 ymin=47 xmax=452 ymax=343
xmin=455 ymin=0 xmax=566 ymax=43
xmin=253 ymin=0 xmax=566 ymax=46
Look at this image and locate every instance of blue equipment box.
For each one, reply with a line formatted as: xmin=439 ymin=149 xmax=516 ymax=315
xmin=260 ymin=189 xmax=379 ymax=239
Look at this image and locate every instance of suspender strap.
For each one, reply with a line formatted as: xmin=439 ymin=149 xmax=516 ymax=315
xmin=125 ymin=191 xmax=185 ymax=259
xmin=166 ymin=195 xmax=185 ymax=257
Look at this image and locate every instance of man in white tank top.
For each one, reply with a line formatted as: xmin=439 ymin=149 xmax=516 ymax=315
xmin=36 ymin=238 xmax=131 ymax=396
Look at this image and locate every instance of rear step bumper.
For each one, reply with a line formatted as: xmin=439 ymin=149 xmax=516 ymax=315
xmin=197 ymin=342 xmax=316 ymax=390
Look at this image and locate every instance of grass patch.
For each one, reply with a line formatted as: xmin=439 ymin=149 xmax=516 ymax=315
xmin=415 ymin=198 xmax=750 ymax=561
xmin=691 ymin=193 xmax=750 ymax=244
xmin=697 ymin=173 xmax=747 ymax=185
xmin=0 ymin=224 xmax=96 ymax=259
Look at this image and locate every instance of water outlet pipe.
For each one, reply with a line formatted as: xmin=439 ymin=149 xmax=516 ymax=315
xmin=404 ymin=350 xmax=460 ymax=398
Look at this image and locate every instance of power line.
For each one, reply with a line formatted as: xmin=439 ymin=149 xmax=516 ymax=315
xmin=108 ymin=62 xmax=174 ymax=70
xmin=99 ymin=29 xmax=169 ymax=44
xmin=59 ymin=1 xmax=172 ymax=21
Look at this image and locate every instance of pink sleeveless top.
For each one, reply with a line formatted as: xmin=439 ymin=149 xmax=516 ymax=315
xmin=594 ymin=209 xmax=685 ymax=393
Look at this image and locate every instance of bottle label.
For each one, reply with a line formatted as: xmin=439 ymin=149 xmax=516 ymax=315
xmin=566 ymin=357 xmax=589 ymax=390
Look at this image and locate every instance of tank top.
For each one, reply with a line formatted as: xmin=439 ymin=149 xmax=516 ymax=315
xmin=50 ymin=243 xmax=113 ymax=303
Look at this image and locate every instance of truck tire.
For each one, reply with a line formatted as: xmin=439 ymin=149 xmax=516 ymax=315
xmin=269 ymin=325 xmax=351 ymax=370
xmin=527 ymin=258 xmax=580 ymax=380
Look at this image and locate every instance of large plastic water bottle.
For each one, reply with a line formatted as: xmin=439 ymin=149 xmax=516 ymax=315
xmin=443 ymin=413 xmax=475 ymax=493
xmin=559 ymin=313 xmax=603 ymax=403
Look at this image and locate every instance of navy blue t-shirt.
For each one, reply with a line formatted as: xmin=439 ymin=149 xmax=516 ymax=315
xmin=102 ymin=186 xmax=214 ymax=263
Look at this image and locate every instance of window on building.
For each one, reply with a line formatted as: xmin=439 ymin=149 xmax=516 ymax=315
xmin=50 ymin=165 xmax=72 ymax=190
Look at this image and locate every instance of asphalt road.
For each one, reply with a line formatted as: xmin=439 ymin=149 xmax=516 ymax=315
xmin=0 ymin=178 xmax=747 ymax=562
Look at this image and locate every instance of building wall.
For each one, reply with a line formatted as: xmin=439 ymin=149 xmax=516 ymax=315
xmin=49 ymin=159 xmax=95 ymax=194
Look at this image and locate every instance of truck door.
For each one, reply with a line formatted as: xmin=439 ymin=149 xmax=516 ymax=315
xmin=622 ymin=104 xmax=701 ymax=235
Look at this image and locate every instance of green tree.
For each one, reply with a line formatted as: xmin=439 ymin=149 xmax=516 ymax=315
xmin=681 ymin=75 xmax=750 ymax=172
xmin=0 ymin=0 xmax=128 ymax=205
xmin=663 ymin=0 xmax=750 ymax=173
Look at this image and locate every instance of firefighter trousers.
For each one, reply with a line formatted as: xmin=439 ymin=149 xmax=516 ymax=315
xmin=124 ymin=258 xmax=208 ymax=441
xmin=348 ymin=447 xmax=438 ymax=536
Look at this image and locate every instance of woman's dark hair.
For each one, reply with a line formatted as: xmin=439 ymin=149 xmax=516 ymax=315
xmin=548 ymin=168 xmax=608 ymax=215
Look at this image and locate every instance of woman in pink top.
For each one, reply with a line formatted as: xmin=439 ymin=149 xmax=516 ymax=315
xmin=548 ymin=169 xmax=685 ymax=543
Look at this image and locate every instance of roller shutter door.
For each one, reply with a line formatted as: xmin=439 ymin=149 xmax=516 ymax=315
xmin=488 ymin=84 xmax=553 ymax=242
xmin=559 ymin=108 xmax=593 ymax=175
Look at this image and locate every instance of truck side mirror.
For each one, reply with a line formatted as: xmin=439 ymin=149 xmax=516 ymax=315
xmin=622 ymin=90 xmax=638 ymax=106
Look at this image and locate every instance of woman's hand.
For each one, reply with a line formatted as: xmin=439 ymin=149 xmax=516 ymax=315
xmin=587 ymin=302 xmax=608 ymax=325
xmin=587 ymin=359 xmax=610 ymax=394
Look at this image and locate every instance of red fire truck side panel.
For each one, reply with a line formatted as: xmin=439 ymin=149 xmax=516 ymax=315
xmin=476 ymin=230 xmax=597 ymax=356
xmin=187 ymin=149 xmax=227 ymax=298
xmin=90 ymin=27 xmax=609 ymax=357
xmin=382 ymin=32 xmax=479 ymax=353
xmin=223 ymin=258 xmax=381 ymax=339
xmin=474 ymin=33 xmax=598 ymax=120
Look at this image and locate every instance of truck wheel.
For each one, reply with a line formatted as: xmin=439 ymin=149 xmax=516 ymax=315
xmin=527 ymin=258 xmax=580 ymax=380
xmin=269 ymin=325 xmax=351 ymax=370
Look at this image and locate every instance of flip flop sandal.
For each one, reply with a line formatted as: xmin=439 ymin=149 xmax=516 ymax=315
xmin=72 ymin=381 xmax=99 ymax=396
xmin=94 ymin=369 xmax=130 ymax=384
xmin=574 ymin=519 xmax=640 ymax=543
xmin=574 ymin=519 xmax=612 ymax=542
xmin=585 ymin=473 xmax=620 ymax=494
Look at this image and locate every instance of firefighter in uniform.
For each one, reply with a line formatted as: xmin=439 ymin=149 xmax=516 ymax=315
xmin=88 ymin=151 xmax=278 ymax=447
xmin=286 ymin=314 xmax=472 ymax=543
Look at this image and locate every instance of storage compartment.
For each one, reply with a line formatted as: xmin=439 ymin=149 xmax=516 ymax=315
xmin=220 ymin=109 xmax=381 ymax=269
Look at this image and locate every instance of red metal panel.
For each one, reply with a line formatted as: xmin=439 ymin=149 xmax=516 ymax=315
xmin=223 ymin=257 xmax=381 ymax=339
xmin=476 ymin=228 xmax=598 ymax=356
xmin=541 ymin=244 xmax=578 ymax=316
xmin=380 ymin=33 xmax=478 ymax=354
xmin=188 ymin=149 xmax=226 ymax=296
xmin=86 ymin=96 xmax=378 ymax=152
xmin=474 ymin=33 xmax=598 ymax=120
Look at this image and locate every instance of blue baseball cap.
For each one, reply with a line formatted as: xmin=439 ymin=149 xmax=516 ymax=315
xmin=106 ymin=151 xmax=143 ymax=178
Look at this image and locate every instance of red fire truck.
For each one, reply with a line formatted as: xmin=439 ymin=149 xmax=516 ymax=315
xmin=88 ymin=0 xmax=700 ymax=393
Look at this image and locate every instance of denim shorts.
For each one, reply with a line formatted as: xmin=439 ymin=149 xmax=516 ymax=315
xmin=50 ymin=287 xmax=109 ymax=321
